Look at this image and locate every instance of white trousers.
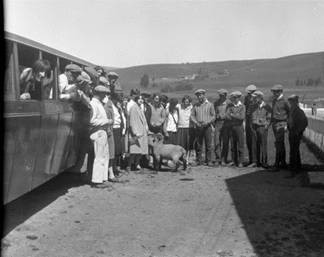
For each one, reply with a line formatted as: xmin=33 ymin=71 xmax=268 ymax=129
xmin=90 ymin=130 xmax=109 ymax=183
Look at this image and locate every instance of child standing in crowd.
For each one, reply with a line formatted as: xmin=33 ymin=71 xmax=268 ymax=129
xmin=177 ymin=96 xmax=193 ymax=163
xmin=164 ymin=98 xmax=179 ymax=144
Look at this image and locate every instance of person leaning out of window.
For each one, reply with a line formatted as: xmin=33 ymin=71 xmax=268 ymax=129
xmin=20 ymin=59 xmax=53 ymax=100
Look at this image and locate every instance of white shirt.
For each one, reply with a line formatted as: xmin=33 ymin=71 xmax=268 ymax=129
xmin=59 ymin=73 xmax=75 ymax=93
xmin=127 ymin=99 xmax=136 ymax=115
xmin=166 ymin=110 xmax=178 ymax=132
xmin=112 ymin=103 xmax=121 ymax=128
xmin=90 ymin=98 xmax=109 ymax=127
xmin=177 ymin=103 xmax=192 ymax=128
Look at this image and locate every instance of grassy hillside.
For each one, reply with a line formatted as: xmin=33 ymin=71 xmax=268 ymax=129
xmin=113 ymin=52 xmax=324 ymax=103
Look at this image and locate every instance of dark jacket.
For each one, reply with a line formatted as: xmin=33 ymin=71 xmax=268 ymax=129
xmin=244 ymin=94 xmax=257 ymax=120
xmin=225 ymin=102 xmax=246 ymax=126
xmin=271 ymin=96 xmax=289 ymax=122
xmin=288 ymin=107 xmax=308 ymax=136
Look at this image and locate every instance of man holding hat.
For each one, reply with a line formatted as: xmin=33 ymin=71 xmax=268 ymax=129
xmin=59 ymin=64 xmax=82 ymax=95
xmin=271 ymin=84 xmax=289 ymax=171
xmin=287 ymin=95 xmax=308 ymax=184
xmin=190 ymin=89 xmax=216 ymax=166
xmin=88 ymin=85 xmax=113 ymax=187
xmin=244 ymin=84 xmax=258 ymax=166
xmin=213 ymin=89 xmax=229 ymax=165
xmin=225 ymin=91 xmax=245 ymax=167
xmin=250 ymin=90 xmax=272 ymax=168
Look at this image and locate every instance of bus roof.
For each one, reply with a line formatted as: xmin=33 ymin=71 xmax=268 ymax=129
xmin=5 ymin=31 xmax=96 ymax=67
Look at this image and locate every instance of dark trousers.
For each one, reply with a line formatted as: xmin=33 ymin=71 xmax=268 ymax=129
xmin=214 ymin=121 xmax=224 ymax=162
xmin=231 ymin=125 xmax=245 ymax=165
xmin=246 ymin=119 xmax=256 ymax=163
xmin=196 ymin=125 xmax=214 ymax=163
xmin=272 ymin=122 xmax=287 ymax=167
xmin=252 ymin=125 xmax=268 ymax=166
xmin=289 ymin=133 xmax=302 ymax=171
xmin=222 ymin=124 xmax=232 ymax=163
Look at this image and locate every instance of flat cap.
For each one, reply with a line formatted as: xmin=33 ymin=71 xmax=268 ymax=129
xmin=252 ymin=90 xmax=264 ymax=97
xmin=99 ymin=76 xmax=109 ymax=85
xmin=271 ymin=84 xmax=283 ymax=91
xmin=77 ymin=71 xmax=92 ymax=84
xmin=107 ymin=71 xmax=119 ymax=78
xmin=217 ymin=89 xmax=228 ymax=95
xmin=229 ymin=91 xmax=242 ymax=97
xmin=65 ymin=64 xmax=82 ymax=73
xmin=94 ymin=85 xmax=110 ymax=94
xmin=245 ymin=84 xmax=257 ymax=92
xmin=194 ymin=89 xmax=206 ymax=95
xmin=287 ymin=94 xmax=299 ymax=101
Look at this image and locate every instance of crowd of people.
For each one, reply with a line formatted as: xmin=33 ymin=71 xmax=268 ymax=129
xmin=19 ymin=60 xmax=310 ymax=188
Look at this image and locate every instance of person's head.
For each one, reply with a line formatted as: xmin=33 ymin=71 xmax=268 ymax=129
xmin=141 ymin=92 xmax=151 ymax=103
xmin=217 ymin=89 xmax=228 ymax=101
xmin=182 ymin=95 xmax=192 ymax=107
xmin=169 ymin=98 xmax=178 ymax=113
xmin=245 ymin=84 xmax=257 ymax=95
xmin=152 ymin=93 xmax=161 ymax=105
xmin=194 ymin=89 xmax=206 ymax=103
xmin=33 ymin=59 xmax=51 ymax=82
xmin=229 ymin=91 xmax=242 ymax=104
xmin=94 ymin=66 xmax=105 ymax=77
xmin=160 ymin=95 xmax=169 ymax=108
xmin=107 ymin=72 xmax=119 ymax=86
xmin=252 ymin=90 xmax=264 ymax=104
xmin=271 ymin=84 xmax=283 ymax=99
xmin=65 ymin=64 xmax=82 ymax=83
xmin=135 ymin=95 xmax=144 ymax=106
xmin=130 ymin=88 xmax=140 ymax=100
xmin=288 ymin=95 xmax=299 ymax=109
xmin=93 ymin=85 xmax=110 ymax=102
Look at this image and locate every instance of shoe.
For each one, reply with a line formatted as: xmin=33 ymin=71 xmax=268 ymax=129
xmin=125 ymin=167 xmax=131 ymax=173
xmin=247 ymin=163 xmax=257 ymax=168
xmin=221 ymin=161 xmax=227 ymax=166
xmin=238 ymin=163 xmax=244 ymax=168
xmin=268 ymin=166 xmax=280 ymax=172
xmin=227 ymin=162 xmax=235 ymax=167
xmin=91 ymin=183 xmax=110 ymax=188
xmin=108 ymin=178 xmax=120 ymax=183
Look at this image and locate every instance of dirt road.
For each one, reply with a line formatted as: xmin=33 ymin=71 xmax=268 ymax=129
xmin=3 ymin=161 xmax=324 ymax=257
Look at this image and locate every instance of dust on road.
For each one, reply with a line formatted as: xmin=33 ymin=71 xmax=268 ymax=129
xmin=2 ymin=162 xmax=324 ymax=257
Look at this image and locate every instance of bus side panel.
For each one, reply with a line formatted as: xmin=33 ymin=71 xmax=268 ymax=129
xmin=52 ymin=102 xmax=75 ymax=172
xmin=4 ymin=101 xmax=42 ymax=204
xmin=31 ymin=101 xmax=59 ymax=189
xmin=4 ymin=118 xmax=17 ymax=203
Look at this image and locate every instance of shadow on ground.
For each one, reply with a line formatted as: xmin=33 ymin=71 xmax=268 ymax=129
xmin=226 ymin=169 xmax=324 ymax=257
xmin=3 ymin=172 xmax=85 ymax=237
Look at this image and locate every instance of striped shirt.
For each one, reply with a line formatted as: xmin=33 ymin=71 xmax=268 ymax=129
xmin=190 ymin=99 xmax=215 ymax=125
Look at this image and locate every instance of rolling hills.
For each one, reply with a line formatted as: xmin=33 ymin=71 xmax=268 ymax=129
xmin=114 ymin=52 xmax=324 ymax=94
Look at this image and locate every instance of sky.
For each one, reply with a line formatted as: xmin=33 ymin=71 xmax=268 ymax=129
xmin=4 ymin=0 xmax=324 ymax=68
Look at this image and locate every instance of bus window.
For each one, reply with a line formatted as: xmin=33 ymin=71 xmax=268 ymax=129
xmin=5 ymin=41 xmax=16 ymax=101
xmin=18 ymin=44 xmax=53 ymax=101
xmin=42 ymin=51 xmax=57 ymax=100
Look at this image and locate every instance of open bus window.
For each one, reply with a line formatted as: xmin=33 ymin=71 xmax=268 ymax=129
xmin=18 ymin=44 xmax=54 ymax=101
xmin=5 ymin=41 xmax=16 ymax=101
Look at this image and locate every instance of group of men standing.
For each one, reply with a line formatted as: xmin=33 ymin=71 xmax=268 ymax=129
xmin=192 ymin=84 xmax=309 ymax=185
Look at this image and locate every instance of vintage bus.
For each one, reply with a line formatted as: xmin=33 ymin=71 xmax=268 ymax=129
xmin=4 ymin=32 xmax=97 ymax=204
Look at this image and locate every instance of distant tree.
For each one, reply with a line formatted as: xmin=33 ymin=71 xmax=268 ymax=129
xmin=295 ymin=79 xmax=300 ymax=86
xmin=140 ymin=74 xmax=149 ymax=88
xmin=314 ymin=77 xmax=322 ymax=86
xmin=307 ymin=78 xmax=314 ymax=86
